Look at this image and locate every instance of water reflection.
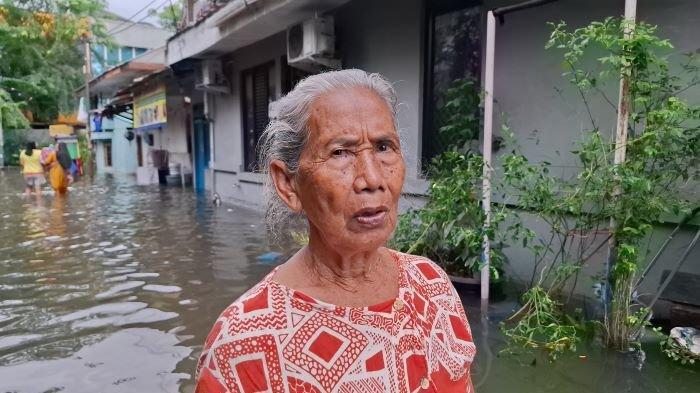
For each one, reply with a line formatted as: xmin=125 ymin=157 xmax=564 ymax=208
xmin=0 ymin=169 xmax=697 ymax=393
xmin=0 ymin=170 xmax=274 ymax=392
xmin=0 ymin=328 xmax=190 ymax=393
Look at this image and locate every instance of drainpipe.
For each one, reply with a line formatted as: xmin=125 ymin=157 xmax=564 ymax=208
xmin=481 ymin=10 xmax=496 ymax=301
xmin=203 ymin=90 xmax=216 ymax=195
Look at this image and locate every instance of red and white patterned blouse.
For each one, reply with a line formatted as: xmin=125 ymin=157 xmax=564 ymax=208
xmin=195 ymin=251 xmax=476 ymax=393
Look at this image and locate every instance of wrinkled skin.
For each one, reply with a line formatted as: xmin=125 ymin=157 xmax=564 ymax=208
xmin=270 ymin=86 xmax=405 ymax=305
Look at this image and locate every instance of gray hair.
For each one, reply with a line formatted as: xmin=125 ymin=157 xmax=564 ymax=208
xmin=257 ymin=68 xmax=399 ymax=236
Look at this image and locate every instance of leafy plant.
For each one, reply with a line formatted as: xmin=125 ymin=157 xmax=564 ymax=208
xmin=660 ymin=334 xmax=699 ymax=366
xmin=434 ymin=78 xmax=482 ymax=153
xmin=501 ymin=17 xmax=699 ymax=357
xmin=392 ymin=151 xmax=507 ymax=278
xmin=500 ymin=286 xmax=591 ymax=361
xmin=391 ymin=79 xmax=511 ymax=278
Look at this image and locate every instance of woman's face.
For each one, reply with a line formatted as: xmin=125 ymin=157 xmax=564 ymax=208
xmin=294 ymin=87 xmax=405 ymax=254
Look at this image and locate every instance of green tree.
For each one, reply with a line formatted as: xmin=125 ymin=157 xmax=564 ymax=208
xmin=150 ymin=0 xmax=183 ymax=32
xmin=0 ymin=0 xmax=107 ymax=128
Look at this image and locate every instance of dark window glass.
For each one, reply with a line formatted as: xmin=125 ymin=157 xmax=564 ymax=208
xmin=136 ymin=135 xmax=143 ymax=167
xmin=104 ymin=140 xmax=112 ymax=167
xmin=281 ymin=57 xmax=312 ymax=94
xmin=242 ymin=62 xmax=275 ymax=172
xmin=106 ymin=46 xmax=120 ymax=66
xmin=121 ymin=47 xmax=134 ymax=62
xmin=91 ymin=44 xmax=105 ymax=75
xmin=422 ymin=0 xmax=482 ymax=167
xmin=135 ymin=47 xmax=148 ymax=56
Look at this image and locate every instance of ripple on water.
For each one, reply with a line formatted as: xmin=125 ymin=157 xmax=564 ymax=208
xmin=0 ymin=334 xmax=43 ymax=351
xmin=125 ymin=272 xmax=159 ymax=279
xmin=72 ymin=308 xmax=179 ymax=329
xmin=104 ymin=244 xmax=128 ymax=253
xmin=142 ymin=285 xmax=182 ymax=294
xmin=0 ymin=328 xmax=191 ymax=393
xmin=50 ymin=302 xmax=149 ymax=324
xmin=95 ymin=281 xmax=146 ymax=300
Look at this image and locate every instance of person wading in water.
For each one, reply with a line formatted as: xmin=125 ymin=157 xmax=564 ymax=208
xmin=44 ymin=143 xmax=72 ymax=195
xmin=19 ymin=142 xmax=45 ymax=196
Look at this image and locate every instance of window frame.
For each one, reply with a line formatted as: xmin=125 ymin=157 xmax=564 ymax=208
xmin=421 ymin=0 xmax=483 ymax=168
xmin=240 ymin=60 xmax=276 ymax=173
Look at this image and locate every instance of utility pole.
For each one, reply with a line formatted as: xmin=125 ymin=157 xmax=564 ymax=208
xmin=604 ymin=0 xmax=637 ymax=343
xmin=0 ymin=109 xmax=4 ymax=168
xmin=83 ymin=38 xmax=94 ymax=176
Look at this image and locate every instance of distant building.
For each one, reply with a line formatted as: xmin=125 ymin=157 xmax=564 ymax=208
xmin=84 ymin=13 xmax=170 ymax=177
xmin=90 ymin=15 xmax=170 ymax=76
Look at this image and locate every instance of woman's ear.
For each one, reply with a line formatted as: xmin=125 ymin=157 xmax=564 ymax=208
xmin=270 ymin=160 xmax=302 ymax=213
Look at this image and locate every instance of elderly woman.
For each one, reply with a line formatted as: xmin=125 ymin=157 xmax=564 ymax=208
xmin=195 ymin=69 xmax=476 ymax=393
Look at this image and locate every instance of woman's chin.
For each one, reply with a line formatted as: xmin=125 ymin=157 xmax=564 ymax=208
xmin=340 ymin=229 xmax=392 ymax=252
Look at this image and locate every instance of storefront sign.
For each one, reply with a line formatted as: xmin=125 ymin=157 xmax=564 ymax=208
xmin=134 ymin=85 xmax=167 ymax=131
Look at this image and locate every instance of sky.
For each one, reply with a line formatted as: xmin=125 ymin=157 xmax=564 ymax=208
xmin=105 ymin=0 xmax=169 ymax=27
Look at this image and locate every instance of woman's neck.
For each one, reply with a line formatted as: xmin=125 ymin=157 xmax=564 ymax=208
xmin=305 ymin=231 xmax=382 ymax=288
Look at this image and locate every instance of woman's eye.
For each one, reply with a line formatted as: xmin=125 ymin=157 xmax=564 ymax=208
xmin=332 ymin=149 xmax=348 ymax=157
xmin=377 ymin=142 xmax=392 ymax=152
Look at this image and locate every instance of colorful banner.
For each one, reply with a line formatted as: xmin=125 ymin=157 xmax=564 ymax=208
xmin=134 ymin=85 xmax=167 ymax=130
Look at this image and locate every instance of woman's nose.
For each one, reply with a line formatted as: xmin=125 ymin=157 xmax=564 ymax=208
xmin=353 ymin=149 xmax=384 ymax=193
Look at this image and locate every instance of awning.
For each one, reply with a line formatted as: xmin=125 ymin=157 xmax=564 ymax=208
xmin=134 ymin=123 xmax=165 ymax=134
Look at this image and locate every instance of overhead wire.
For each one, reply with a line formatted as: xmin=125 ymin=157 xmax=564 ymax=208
xmin=107 ymin=0 xmax=170 ymax=36
xmin=106 ymin=0 xmax=161 ymax=34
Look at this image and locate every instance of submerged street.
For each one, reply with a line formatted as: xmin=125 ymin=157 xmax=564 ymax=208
xmin=0 ymin=169 xmax=697 ymax=392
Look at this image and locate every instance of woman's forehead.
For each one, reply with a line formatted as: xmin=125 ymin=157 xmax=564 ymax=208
xmin=308 ymin=87 xmax=395 ymax=138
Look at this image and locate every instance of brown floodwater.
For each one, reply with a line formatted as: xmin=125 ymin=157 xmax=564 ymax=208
xmin=0 ymin=168 xmax=697 ymax=392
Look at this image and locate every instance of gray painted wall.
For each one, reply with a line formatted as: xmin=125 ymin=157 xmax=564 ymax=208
xmin=203 ymin=0 xmax=699 ymax=307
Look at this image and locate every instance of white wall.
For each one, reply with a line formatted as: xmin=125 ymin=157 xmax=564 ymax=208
xmin=161 ymin=93 xmax=192 ymax=172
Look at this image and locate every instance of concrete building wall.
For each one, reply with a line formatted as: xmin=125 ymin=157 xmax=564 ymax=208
xmin=479 ymin=0 xmax=700 ymax=302
xmin=161 ymin=93 xmax=192 ymax=172
xmin=93 ymin=138 xmax=111 ymax=174
xmin=202 ymin=0 xmax=699 ymax=304
xmin=209 ymin=0 xmax=426 ymax=207
xmin=333 ymin=0 xmax=424 ymax=185
xmin=97 ymin=116 xmax=137 ymax=175
xmin=112 ymin=126 xmax=138 ymax=175
xmin=210 ymin=32 xmax=288 ymax=208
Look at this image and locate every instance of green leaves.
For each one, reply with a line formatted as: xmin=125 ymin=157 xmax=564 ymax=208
xmin=390 ymin=150 xmax=502 ymax=278
xmin=0 ymin=0 xmax=107 ymax=126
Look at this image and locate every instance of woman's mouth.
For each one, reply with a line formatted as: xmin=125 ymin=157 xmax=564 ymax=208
xmin=353 ymin=206 xmax=389 ymax=228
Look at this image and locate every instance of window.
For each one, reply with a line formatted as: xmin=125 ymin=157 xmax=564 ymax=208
xmin=106 ymin=45 xmax=120 ymax=66
xmin=241 ymin=62 xmax=275 ymax=172
xmin=135 ymin=47 xmax=148 ymax=57
xmin=121 ymin=46 xmax=134 ymax=62
xmin=281 ymin=56 xmax=312 ymax=94
xmin=104 ymin=140 xmax=112 ymax=167
xmin=422 ymin=0 xmax=482 ymax=167
xmin=91 ymin=44 xmax=106 ymax=75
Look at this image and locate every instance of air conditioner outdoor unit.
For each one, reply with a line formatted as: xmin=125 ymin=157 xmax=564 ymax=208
xmin=286 ymin=16 xmax=340 ymax=72
xmin=195 ymin=59 xmax=230 ymax=94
